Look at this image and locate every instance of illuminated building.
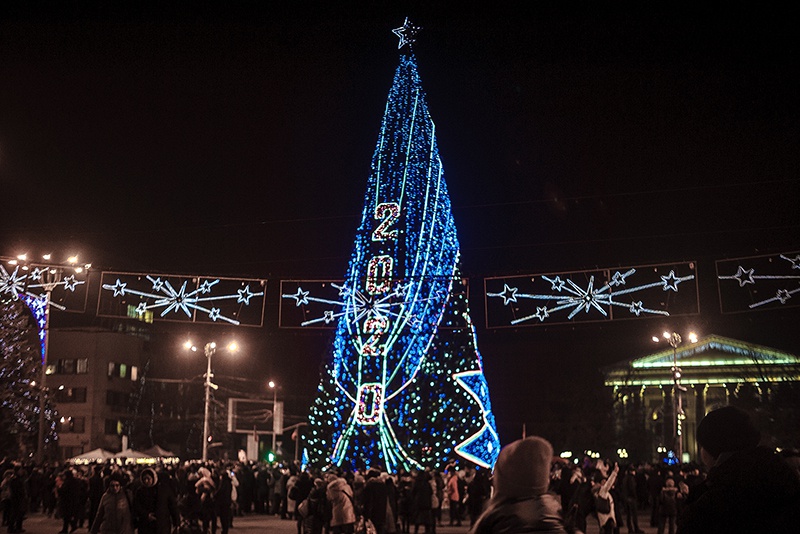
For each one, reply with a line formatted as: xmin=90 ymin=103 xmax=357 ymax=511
xmin=604 ymin=334 xmax=800 ymax=462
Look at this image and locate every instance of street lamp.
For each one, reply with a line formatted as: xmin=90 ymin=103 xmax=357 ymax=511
xmin=7 ymin=253 xmax=89 ymax=464
xmin=654 ymin=330 xmax=697 ymax=461
xmin=268 ymin=380 xmax=277 ymax=452
xmin=185 ymin=339 xmax=238 ymax=461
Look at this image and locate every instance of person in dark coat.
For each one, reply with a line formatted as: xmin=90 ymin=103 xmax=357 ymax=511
xmin=410 ymin=471 xmax=433 ymax=534
xmin=134 ymin=468 xmax=159 ymax=534
xmin=621 ymin=465 xmax=644 ymax=533
xmin=292 ymin=472 xmax=314 ymax=534
xmin=58 ymin=469 xmax=80 ymax=534
xmin=255 ymin=467 xmax=269 ymax=514
xmin=465 ymin=469 xmax=490 ymax=527
xmin=91 ymin=473 xmax=134 ymax=534
xmin=134 ymin=468 xmax=178 ymax=534
xmin=155 ymin=469 xmax=180 ymax=534
xmin=384 ymin=476 xmax=399 ymax=534
xmin=469 ymin=436 xmax=566 ymax=534
xmin=88 ymin=465 xmax=105 ymax=528
xmin=27 ymin=467 xmax=44 ymax=514
xmin=5 ymin=467 xmax=28 ymax=534
xmin=676 ymin=406 xmax=800 ymax=534
xmin=362 ymin=469 xmax=389 ymax=534
xmin=213 ymin=467 xmax=233 ymax=534
xmin=302 ymin=478 xmax=327 ymax=534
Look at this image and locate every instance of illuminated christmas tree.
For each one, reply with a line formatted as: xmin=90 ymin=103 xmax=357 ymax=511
xmin=0 ymin=297 xmax=43 ymax=456
xmin=305 ymin=22 xmax=500 ymax=472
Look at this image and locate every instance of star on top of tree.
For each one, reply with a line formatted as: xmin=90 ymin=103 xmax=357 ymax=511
xmin=392 ymin=17 xmax=421 ymax=49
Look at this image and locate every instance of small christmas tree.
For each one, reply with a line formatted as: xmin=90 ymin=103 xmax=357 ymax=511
xmin=305 ymin=31 xmax=500 ymax=471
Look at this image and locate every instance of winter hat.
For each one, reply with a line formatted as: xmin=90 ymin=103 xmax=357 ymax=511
xmin=492 ymin=436 xmax=553 ymax=499
xmin=696 ymin=406 xmax=760 ymax=457
xmin=140 ymin=468 xmax=158 ymax=486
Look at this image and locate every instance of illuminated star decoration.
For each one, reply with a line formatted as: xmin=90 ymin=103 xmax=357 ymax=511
xmin=392 ymin=17 xmax=421 ymax=49
xmin=718 ymin=253 xmax=800 ymax=309
xmin=0 ymin=264 xmax=85 ymax=311
xmin=496 ymin=284 xmax=518 ymax=305
xmin=453 ymin=370 xmax=501 ymax=467
xmin=101 ymin=275 xmax=264 ymax=325
xmin=288 ymin=287 xmax=310 ymax=307
xmin=488 ymin=268 xmax=695 ymax=324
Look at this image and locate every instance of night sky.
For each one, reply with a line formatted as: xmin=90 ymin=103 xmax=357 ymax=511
xmin=2 ymin=4 xmax=799 ymax=447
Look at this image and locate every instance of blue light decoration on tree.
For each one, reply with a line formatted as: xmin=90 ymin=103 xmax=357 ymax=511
xmin=304 ymin=24 xmax=500 ymax=472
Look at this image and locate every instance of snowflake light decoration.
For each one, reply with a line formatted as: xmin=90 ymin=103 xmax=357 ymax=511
xmin=100 ymin=272 xmax=265 ymax=326
xmin=486 ymin=263 xmax=697 ymax=327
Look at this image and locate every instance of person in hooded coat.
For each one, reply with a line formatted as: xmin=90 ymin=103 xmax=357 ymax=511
xmin=326 ymin=474 xmax=356 ymax=534
xmin=195 ymin=467 xmax=216 ymax=534
xmin=469 ymin=436 xmax=566 ymax=534
xmin=134 ymin=468 xmax=159 ymax=534
xmin=91 ymin=473 xmax=134 ymax=534
xmin=676 ymin=406 xmax=800 ymax=534
xmin=134 ymin=468 xmax=180 ymax=534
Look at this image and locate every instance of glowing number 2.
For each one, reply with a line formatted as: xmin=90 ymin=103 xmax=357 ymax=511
xmin=372 ymin=202 xmax=400 ymax=241
xmin=361 ymin=316 xmax=388 ymax=356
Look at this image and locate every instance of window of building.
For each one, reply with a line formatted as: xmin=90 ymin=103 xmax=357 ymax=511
xmin=53 ymin=358 xmax=90 ymax=375
xmin=104 ymin=419 xmax=122 ymax=435
xmin=106 ymin=390 xmax=130 ymax=408
xmin=60 ymin=359 xmax=75 ymax=374
xmin=57 ymin=416 xmax=86 ymax=434
xmin=54 ymin=387 xmax=87 ymax=403
xmin=108 ymin=362 xmax=137 ymax=380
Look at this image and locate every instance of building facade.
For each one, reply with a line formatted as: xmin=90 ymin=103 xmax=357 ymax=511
xmin=603 ymin=334 xmax=800 ymax=463
xmin=48 ymin=327 xmax=148 ymax=460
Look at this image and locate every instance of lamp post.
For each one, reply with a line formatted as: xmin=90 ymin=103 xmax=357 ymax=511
xmin=653 ymin=330 xmax=698 ymax=461
xmin=8 ymin=253 xmax=89 ymax=464
xmin=268 ymin=380 xmax=277 ymax=452
xmin=185 ymin=340 xmax=238 ymax=461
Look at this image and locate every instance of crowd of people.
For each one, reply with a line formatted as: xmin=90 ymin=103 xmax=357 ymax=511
xmin=2 ymin=406 xmax=800 ymax=534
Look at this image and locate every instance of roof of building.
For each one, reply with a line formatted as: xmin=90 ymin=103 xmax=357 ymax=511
xmin=603 ymin=334 xmax=800 ymax=387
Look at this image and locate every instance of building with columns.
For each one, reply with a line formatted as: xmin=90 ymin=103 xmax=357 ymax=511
xmin=603 ymin=334 xmax=800 ymax=463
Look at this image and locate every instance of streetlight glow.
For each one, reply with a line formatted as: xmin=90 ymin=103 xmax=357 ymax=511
xmin=688 ymin=332 xmax=698 ymax=343
xmin=13 ymin=249 xmax=92 ymax=464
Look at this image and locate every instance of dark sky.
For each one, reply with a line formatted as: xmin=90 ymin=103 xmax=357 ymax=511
xmin=2 ymin=4 xmax=799 ymax=446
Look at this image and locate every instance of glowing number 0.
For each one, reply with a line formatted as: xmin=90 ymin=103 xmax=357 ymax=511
xmin=372 ymin=202 xmax=400 ymax=241
xmin=366 ymin=255 xmax=393 ymax=295
xmin=355 ymin=383 xmax=384 ymax=425
xmin=361 ymin=316 xmax=388 ymax=356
